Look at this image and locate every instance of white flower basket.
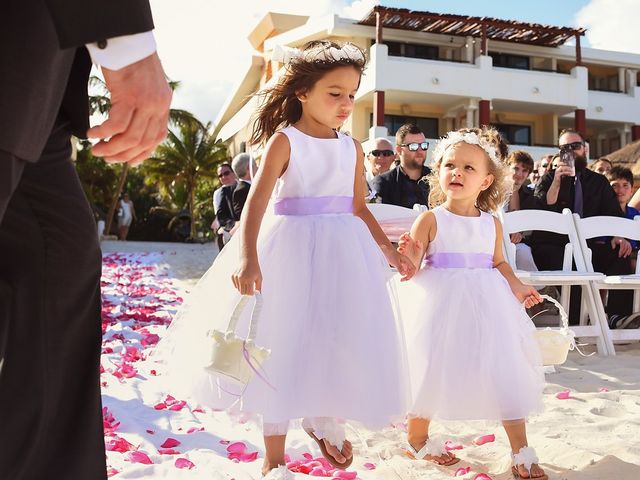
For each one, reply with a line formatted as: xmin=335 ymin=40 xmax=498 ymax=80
xmin=533 ymin=294 xmax=575 ymax=366
xmin=204 ymin=293 xmax=271 ymax=386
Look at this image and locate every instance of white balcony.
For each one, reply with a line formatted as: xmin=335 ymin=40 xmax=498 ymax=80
xmin=587 ymin=87 xmax=640 ymax=124
xmin=359 ymin=44 xmax=589 ymax=112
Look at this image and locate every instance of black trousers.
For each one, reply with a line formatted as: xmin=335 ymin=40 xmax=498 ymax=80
xmin=0 ymin=118 xmax=106 ymax=479
xmin=532 ymin=241 xmax=633 ymax=324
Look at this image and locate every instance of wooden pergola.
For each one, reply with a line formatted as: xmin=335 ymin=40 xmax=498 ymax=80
xmin=359 ymin=6 xmax=586 ymax=61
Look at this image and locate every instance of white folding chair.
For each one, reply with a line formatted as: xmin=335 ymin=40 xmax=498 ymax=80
xmin=572 ymin=213 xmax=640 ymax=345
xmin=367 ymin=203 xmax=420 ymax=243
xmin=501 ymin=208 xmax=613 ymax=355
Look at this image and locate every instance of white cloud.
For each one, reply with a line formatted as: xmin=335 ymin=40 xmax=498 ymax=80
xmin=575 ymin=0 xmax=640 ymax=55
xmin=149 ymin=0 xmax=369 ymax=124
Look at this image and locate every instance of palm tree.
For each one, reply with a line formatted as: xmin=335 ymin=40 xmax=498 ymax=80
xmin=87 ymin=76 xmax=201 ymax=236
xmin=142 ymin=116 xmax=228 ymax=239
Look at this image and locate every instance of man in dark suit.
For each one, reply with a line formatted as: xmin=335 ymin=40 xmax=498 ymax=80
xmin=0 ymin=1 xmax=171 ymax=478
xmin=532 ymin=128 xmax=633 ymax=323
xmin=230 ymin=153 xmax=257 ymax=220
xmin=371 ymin=123 xmax=431 ymax=209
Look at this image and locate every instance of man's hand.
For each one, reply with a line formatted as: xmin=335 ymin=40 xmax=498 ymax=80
xmin=552 ymin=162 xmax=574 ymax=184
xmin=88 ymin=52 xmax=172 ymax=166
xmin=510 ymin=232 xmax=524 ymax=244
xmin=611 ymin=236 xmax=633 ymax=258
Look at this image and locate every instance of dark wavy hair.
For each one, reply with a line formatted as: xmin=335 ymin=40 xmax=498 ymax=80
xmin=249 ymin=40 xmax=367 ymax=146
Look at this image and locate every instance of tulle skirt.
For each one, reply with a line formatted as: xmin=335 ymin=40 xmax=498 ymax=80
xmin=397 ymin=266 xmax=544 ymax=422
xmin=154 ymin=212 xmax=408 ymax=428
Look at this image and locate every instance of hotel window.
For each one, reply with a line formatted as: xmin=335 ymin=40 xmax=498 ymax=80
xmin=370 ymin=114 xmax=439 ymax=138
xmin=490 ymin=53 xmax=530 ymax=70
xmin=494 ymin=123 xmax=531 ymax=146
xmin=385 ymin=41 xmax=439 ymax=61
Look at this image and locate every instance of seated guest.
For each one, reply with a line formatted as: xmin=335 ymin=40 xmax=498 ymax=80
xmin=216 ymin=153 xmax=257 ymax=237
xmin=533 ymin=128 xmax=633 ymax=323
xmin=530 ymin=160 xmax=541 ymax=187
xmin=371 ymin=123 xmax=430 ymax=209
xmin=365 ymin=137 xmax=396 ymax=201
xmin=505 ymin=151 xmax=540 ymax=273
xmin=589 ymin=157 xmax=612 ymax=175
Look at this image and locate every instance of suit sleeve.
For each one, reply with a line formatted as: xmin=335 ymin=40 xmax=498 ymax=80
xmin=45 ymin=0 xmax=154 ymax=48
xmin=533 ymin=172 xmax=556 ymax=211
xmin=216 ymin=188 xmax=235 ymax=231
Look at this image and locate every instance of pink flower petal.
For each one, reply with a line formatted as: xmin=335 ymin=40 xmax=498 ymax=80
xmin=106 ymin=466 xmax=120 ymax=477
xmin=309 ymin=467 xmax=327 ymax=476
xmin=238 ymin=452 xmax=258 ymax=462
xmin=363 ymin=462 xmax=376 ymax=470
xmin=226 ymin=441 xmax=247 ymax=454
xmin=187 ymin=427 xmax=204 ymax=434
xmin=333 ymin=471 xmax=357 ymax=479
xmin=219 ymin=440 xmax=230 ymax=445
xmin=159 ymin=448 xmax=181 ymax=455
xmin=160 ymin=438 xmax=181 ymax=448
xmin=445 ymin=440 xmax=464 ymax=451
xmin=598 ymin=387 xmax=609 ymax=393
xmin=153 ymin=403 xmax=166 ymax=410
xmin=473 ymin=474 xmax=493 ymax=480
xmin=473 ymin=434 xmax=495 ymax=446
xmin=105 ymin=436 xmax=136 ymax=453
xmin=175 ymin=458 xmax=195 ymax=469
xmin=556 ymin=390 xmax=571 ymax=400
xmin=126 ymin=451 xmax=153 ymax=465
xmin=454 ymin=466 xmax=471 ymax=477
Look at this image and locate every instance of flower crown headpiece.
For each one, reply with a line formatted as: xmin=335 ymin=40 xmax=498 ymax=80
xmin=433 ymin=131 xmax=501 ymax=165
xmin=271 ymin=43 xmax=365 ymax=66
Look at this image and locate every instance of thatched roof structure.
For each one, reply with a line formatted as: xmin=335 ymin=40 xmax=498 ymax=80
xmin=607 ymin=140 xmax=640 ymax=177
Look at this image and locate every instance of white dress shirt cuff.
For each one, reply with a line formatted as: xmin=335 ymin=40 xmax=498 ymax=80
xmin=86 ymin=31 xmax=156 ymax=70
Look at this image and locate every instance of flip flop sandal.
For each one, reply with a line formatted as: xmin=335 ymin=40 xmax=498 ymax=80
xmin=303 ymin=427 xmax=353 ymax=469
xmin=405 ymin=437 xmax=460 ymax=466
xmin=511 ymin=446 xmax=548 ymax=480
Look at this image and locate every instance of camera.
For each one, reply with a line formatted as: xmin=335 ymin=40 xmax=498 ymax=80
xmin=559 ymin=146 xmax=575 ymax=168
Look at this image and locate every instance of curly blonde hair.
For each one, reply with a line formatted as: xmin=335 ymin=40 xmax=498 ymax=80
xmin=427 ymin=127 xmax=512 ymax=213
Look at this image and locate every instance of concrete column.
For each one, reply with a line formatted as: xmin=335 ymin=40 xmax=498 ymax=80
xmin=619 ymin=67 xmax=626 ymax=93
xmin=575 ymin=109 xmax=586 ymax=138
xmin=373 ymin=91 xmax=385 ymax=127
xmin=479 ymin=100 xmax=491 ymax=127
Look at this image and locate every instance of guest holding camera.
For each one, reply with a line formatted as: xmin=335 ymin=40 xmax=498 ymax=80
xmin=532 ymin=128 xmax=632 ymax=323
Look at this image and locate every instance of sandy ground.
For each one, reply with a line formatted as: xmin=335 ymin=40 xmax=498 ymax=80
xmin=100 ymin=240 xmax=640 ymax=479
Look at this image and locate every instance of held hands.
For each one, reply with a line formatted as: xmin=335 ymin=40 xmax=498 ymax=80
xmin=232 ymin=259 xmax=262 ymax=295
xmin=611 ymin=236 xmax=632 ymax=258
xmin=513 ymin=283 xmax=543 ymax=309
xmin=386 ymin=250 xmax=416 ymax=281
xmin=397 ymin=232 xmax=424 ymax=261
xmin=88 ymin=52 xmax=172 ymax=166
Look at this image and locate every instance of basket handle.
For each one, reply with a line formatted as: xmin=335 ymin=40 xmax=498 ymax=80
xmin=534 ymin=294 xmax=569 ymax=331
xmin=226 ymin=293 xmax=263 ymax=341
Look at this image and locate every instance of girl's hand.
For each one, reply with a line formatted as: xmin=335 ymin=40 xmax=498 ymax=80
xmin=386 ymin=249 xmax=416 ymax=281
xmin=397 ymin=232 xmax=423 ymax=259
xmin=513 ymin=283 xmax=542 ymax=309
xmin=232 ymin=259 xmax=262 ymax=295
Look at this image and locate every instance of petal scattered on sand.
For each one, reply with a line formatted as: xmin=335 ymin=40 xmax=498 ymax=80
xmin=556 ymin=390 xmax=571 ymax=400
xmin=473 ymin=434 xmax=495 ymax=446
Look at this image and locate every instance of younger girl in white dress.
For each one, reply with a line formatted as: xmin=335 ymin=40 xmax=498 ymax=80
xmin=397 ymin=127 xmax=547 ymax=480
xmin=156 ymin=41 xmax=413 ymax=479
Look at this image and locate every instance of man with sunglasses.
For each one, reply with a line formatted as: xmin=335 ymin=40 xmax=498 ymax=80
xmin=371 ymin=123 xmax=431 ymax=209
xmin=532 ymin=128 xmax=632 ymax=323
xmin=366 ymin=138 xmax=396 ymax=180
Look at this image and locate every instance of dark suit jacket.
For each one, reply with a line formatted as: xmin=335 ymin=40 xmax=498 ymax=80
xmin=371 ymin=165 xmax=431 ymax=209
xmin=216 ymin=184 xmax=236 ymax=231
xmin=232 ymin=180 xmax=251 ymax=220
xmin=0 ymin=0 xmax=154 ymax=161
xmin=532 ymin=168 xmax=623 ymax=246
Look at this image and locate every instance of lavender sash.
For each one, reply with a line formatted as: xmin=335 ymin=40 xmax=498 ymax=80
xmin=274 ymin=196 xmax=353 ymax=216
xmin=424 ymin=252 xmax=493 ymax=269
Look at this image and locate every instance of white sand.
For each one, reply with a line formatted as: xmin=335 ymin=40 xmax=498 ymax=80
xmin=100 ymin=241 xmax=640 ymax=479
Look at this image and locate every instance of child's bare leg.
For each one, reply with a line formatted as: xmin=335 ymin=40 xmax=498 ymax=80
xmin=503 ymin=420 xmax=546 ymax=478
xmin=407 ymin=416 xmax=457 ymax=465
xmin=304 ymin=417 xmax=352 ymax=464
xmin=262 ymin=421 xmax=288 ymax=476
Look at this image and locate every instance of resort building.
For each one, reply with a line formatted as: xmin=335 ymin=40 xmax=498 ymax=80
xmin=214 ymin=6 xmax=640 ymax=163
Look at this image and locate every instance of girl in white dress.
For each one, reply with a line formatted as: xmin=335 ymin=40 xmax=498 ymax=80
xmin=397 ymin=127 xmax=547 ymax=480
xmin=156 ymin=41 xmax=413 ymax=479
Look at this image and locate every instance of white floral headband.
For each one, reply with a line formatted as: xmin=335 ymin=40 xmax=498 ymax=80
xmin=433 ymin=131 xmax=501 ymax=165
xmin=271 ymin=43 xmax=365 ymax=65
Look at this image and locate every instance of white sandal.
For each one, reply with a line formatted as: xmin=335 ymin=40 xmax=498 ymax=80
xmin=511 ymin=446 xmax=548 ymax=479
xmin=406 ymin=437 xmax=460 ymax=466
